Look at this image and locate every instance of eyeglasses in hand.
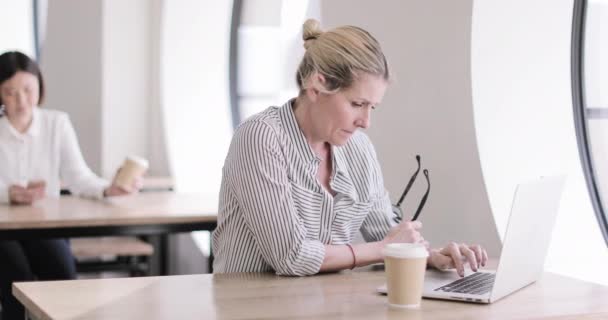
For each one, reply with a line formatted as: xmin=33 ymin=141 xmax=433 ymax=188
xmin=392 ymin=155 xmax=430 ymax=223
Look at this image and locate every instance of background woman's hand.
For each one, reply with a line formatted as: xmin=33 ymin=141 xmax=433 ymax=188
xmin=27 ymin=180 xmax=46 ymax=199
xmin=9 ymin=181 xmax=46 ymax=205
xmin=427 ymin=242 xmax=488 ymax=277
xmin=103 ymin=169 xmax=144 ymax=197
xmin=381 ymin=221 xmax=424 ymax=246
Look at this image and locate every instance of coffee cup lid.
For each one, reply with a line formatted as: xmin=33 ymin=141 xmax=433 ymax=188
xmin=127 ymin=155 xmax=149 ymax=168
xmin=383 ymin=243 xmax=428 ymax=259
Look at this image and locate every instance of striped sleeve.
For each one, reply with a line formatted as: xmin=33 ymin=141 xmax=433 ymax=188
xmin=354 ymin=133 xmax=395 ymax=242
xmin=360 ymin=191 xmax=394 ymax=242
xmin=226 ymin=120 xmax=325 ymax=276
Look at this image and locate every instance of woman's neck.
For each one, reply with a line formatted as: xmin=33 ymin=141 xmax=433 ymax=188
xmin=7 ymin=114 xmax=32 ymax=134
xmin=293 ymin=97 xmax=326 ymax=155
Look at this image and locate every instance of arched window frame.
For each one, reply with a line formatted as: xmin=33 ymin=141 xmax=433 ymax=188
xmin=571 ymin=0 xmax=608 ymax=246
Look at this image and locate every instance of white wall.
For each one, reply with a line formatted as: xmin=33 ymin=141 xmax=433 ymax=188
xmin=102 ymin=0 xmax=150 ymax=178
xmin=241 ymin=0 xmax=282 ymax=26
xmin=322 ymin=1 xmax=502 ymax=255
xmin=41 ymin=0 xmax=104 ymax=173
xmin=147 ymin=0 xmax=171 ymax=177
xmin=472 ymin=0 xmax=608 ymax=284
xmin=41 ymin=0 xmax=169 ymax=179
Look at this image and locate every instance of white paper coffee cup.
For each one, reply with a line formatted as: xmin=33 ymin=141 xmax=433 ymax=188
xmin=383 ymin=243 xmax=429 ymax=309
xmin=114 ymin=155 xmax=149 ymax=189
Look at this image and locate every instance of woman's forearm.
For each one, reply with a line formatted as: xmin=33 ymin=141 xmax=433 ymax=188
xmin=319 ymin=241 xmax=385 ymax=272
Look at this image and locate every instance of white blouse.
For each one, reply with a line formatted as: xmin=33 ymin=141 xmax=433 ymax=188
xmin=212 ymin=100 xmax=396 ymax=276
xmin=0 ymin=108 xmax=109 ymax=203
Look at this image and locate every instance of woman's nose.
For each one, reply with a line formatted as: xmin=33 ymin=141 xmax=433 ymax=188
xmin=355 ymin=108 xmax=371 ymax=129
xmin=17 ymin=92 xmax=28 ymax=106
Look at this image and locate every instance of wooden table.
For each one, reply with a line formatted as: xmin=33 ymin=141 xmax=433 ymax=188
xmin=13 ymin=269 xmax=608 ymax=320
xmin=0 ymin=192 xmax=217 ymax=274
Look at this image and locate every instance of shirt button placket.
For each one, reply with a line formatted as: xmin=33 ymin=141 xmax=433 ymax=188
xmin=18 ymin=138 xmax=28 ymax=186
xmin=323 ymin=195 xmax=335 ymax=243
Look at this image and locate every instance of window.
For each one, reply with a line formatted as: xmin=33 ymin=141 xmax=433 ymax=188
xmin=233 ymin=0 xmax=320 ymax=125
xmin=0 ymin=1 xmax=36 ymax=57
xmin=572 ymin=0 xmax=608 ymax=247
xmin=161 ymin=0 xmax=235 ymax=256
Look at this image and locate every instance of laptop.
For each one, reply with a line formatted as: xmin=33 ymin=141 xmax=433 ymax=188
xmin=377 ymin=175 xmax=565 ymax=304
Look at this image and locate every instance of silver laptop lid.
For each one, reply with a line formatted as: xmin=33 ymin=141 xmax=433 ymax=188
xmin=490 ymin=175 xmax=565 ymax=302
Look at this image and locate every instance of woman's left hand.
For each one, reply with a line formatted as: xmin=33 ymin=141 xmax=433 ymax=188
xmin=427 ymin=242 xmax=488 ymax=277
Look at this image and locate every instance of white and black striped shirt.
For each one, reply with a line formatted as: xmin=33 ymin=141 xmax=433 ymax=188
xmin=212 ymin=100 xmax=395 ymax=276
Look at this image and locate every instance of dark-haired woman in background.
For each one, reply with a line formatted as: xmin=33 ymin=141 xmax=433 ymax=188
xmin=0 ymin=51 xmax=140 ymax=319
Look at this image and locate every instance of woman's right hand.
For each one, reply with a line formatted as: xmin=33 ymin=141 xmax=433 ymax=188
xmin=381 ymin=220 xmax=424 ymax=246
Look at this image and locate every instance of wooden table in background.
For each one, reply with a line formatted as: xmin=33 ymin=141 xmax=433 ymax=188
xmin=0 ymin=192 xmax=217 ymax=274
xmin=12 ymin=269 xmax=608 ymax=320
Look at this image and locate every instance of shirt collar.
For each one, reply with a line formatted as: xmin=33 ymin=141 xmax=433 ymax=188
xmin=26 ymin=108 xmax=41 ymax=137
xmin=278 ymin=99 xmax=318 ymax=164
xmin=278 ymin=99 xmax=351 ymax=174
xmin=0 ymin=116 xmax=10 ymax=139
xmin=278 ymin=99 xmax=353 ymax=176
xmin=0 ymin=108 xmax=41 ymax=139
xmin=332 ymin=145 xmax=350 ymax=175
xmin=279 ymin=99 xmax=358 ymax=200
xmin=330 ymin=144 xmax=359 ymax=201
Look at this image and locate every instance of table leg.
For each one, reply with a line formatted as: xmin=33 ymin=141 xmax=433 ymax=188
xmin=208 ymin=241 xmax=214 ymax=273
xmin=160 ymin=234 xmax=169 ymax=276
xmin=25 ymin=309 xmax=39 ymax=320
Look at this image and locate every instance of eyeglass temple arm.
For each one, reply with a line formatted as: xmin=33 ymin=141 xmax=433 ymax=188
xmin=395 ymin=155 xmax=421 ymax=208
xmin=411 ymin=169 xmax=430 ymax=221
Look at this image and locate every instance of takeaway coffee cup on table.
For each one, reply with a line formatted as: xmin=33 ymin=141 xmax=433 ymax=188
xmin=114 ymin=155 xmax=149 ymax=189
xmin=383 ymin=243 xmax=429 ymax=309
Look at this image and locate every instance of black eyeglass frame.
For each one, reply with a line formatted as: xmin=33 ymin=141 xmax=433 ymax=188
xmin=392 ymin=155 xmax=431 ymax=223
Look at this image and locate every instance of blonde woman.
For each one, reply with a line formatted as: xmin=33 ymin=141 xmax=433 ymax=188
xmin=212 ymin=20 xmax=487 ymax=276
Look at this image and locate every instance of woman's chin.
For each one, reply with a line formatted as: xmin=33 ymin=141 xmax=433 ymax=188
xmin=330 ymin=137 xmax=351 ymax=147
xmin=9 ymin=108 xmax=32 ymax=118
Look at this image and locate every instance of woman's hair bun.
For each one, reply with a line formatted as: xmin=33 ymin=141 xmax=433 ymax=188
xmin=302 ymin=19 xmax=323 ymax=50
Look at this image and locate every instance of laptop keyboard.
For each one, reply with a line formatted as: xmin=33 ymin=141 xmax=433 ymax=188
xmin=434 ymin=272 xmax=495 ymax=295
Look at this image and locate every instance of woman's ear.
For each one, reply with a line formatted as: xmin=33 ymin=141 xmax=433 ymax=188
xmin=316 ymin=73 xmax=326 ymax=87
xmin=305 ymin=72 xmax=326 ymax=102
